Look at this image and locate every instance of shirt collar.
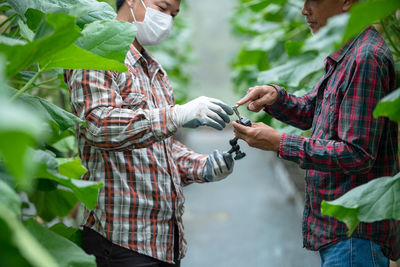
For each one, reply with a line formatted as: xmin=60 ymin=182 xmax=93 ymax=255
xmin=126 ymin=44 xmax=167 ymax=77
xmin=328 ymin=26 xmax=373 ymax=64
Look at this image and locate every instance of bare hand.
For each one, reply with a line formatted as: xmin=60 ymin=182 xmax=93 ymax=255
xmin=236 ymin=85 xmax=278 ymax=112
xmin=232 ymin=121 xmax=282 ymax=152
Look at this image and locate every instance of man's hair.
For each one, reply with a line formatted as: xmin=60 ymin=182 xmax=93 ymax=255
xmin=116 ymin=0 xmax=125 ymax=12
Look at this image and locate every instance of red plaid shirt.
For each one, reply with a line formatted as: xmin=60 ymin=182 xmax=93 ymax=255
xmin=64 ymin=45 xmax=210 ymax=263
xmin=265 ymin=27 xmax=400 ymax=260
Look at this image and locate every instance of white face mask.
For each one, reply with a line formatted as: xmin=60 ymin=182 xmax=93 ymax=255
xmin=130 ymin=0 xmax=174 ymax=46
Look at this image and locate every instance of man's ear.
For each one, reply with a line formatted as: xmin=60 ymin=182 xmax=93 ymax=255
xmin=342 ymin=0 xmax=355 ymax=12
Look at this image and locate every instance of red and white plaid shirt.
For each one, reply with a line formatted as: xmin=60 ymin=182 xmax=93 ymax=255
xmin=64 ymin=44 xmax=210 ymax=263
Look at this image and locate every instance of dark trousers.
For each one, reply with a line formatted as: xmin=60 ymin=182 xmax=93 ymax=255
xmin=82 ymin=226 xmax=181 ymax=267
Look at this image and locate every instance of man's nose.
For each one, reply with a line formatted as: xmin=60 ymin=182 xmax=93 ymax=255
xmin=302 ymin=0 xmax=310 ymax=16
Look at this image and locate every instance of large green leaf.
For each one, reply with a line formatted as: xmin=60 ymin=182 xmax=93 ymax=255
xmin=6 ymin=87 xmax=85 ymax=131
xmin=373 ymin=88 xmax=400 ymax=122
xmin=75 ymin=20 xmax=136 ymax=63
xmin=258 ymin=52 xmax=324 ymax=87
xmin=50 ymin=223 xmax=83 ymax=247
xmin=0 ymin=204 xmax=59 ymax=267
xmin=0 ymin=58 xmax=42 ymax=184
xmin=30 ymin=180 xmax=77 ymax=222
xmin=24 ymin=219 xmax=96 ymax=267
xmin=34 ymin=150 xmax=102 ymax=210
xmin=321 ymin=173 xmax=400 ymax=235
xmin=17 ymin=19 xmax=35 ymax=42
xmin=43 ymin=43 xmax=128 ymax=72
xmin=52 ymin=135 xmax=78 ymax=155
xmin=343 ymin=0 xmax=400 ymax=42
xmin=57 ymin=158 xmax=87 ymax=179
xmin=0 ymin=179 xmax=21 ymax=218
xmin=0 ymin=74 xmax=45 ymax=184
xmin=0 ymin=13 xmax=82 ymax=77
xmin=6 ymin=0 xmax=115 ymax=28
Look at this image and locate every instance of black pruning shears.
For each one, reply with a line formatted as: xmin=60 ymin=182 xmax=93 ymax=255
xmin=228 ymin=105 xmax=252 ymax=160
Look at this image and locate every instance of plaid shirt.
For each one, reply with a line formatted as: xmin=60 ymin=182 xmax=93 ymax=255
xmin=265 ymin=27 xmax=400 ymax=260
xmin=64 ymin=44 xmax=210 ymax=263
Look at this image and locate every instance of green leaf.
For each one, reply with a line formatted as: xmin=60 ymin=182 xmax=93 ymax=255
xmin=258 ymin=52 xmax=324 ymax=88
xmin=321 ymin=173 xmax=400 ymax=235
xmin=57 ymin=158 xmax=87 ymax=179
xmin=43 ymin=43 xmax=128 ymax=72
xmin=75 ymin=20 xmax=136 ymax=63
xmin=0 ymin=97 xmax=45 ymax=184
xmin=52 ymin=135 xmax=77 ymax=155
xmin=344 ymin=0 xmax=400 ymax=43
xmin=0 ymin=35 xmax=27 ymax=46
xmin=373 ymin=88 xmax=400 ymax=122
xmin=0 ymin=204 xmax=59 ymax=267
xmin=285 ymin=40 xmax=304 ymax=57
xmin=50 ymin=223 xmax=83 ymax=247
xmin=30 ymin=180 xmax=77 ymax=222
xmin=11 ymin=88 xmax=84 ymax=131
xmin=0 ymin=179 xmax=21 ymax=218
xmin=25 ymin=8 xmax=45 ymax=32
xmin=0 ymin=13 xmax=82 ymax=77
xmin=395 ymin=62 xmax=400 ymax=93
xmin=6 ymin=0 xmax=115 ymax=28
xmin=17 ymin=19 xmax=34 ymax=42
xmin=0 ymin=55 xmax=44 ymax=185
xmin=34 ymin=150 xmax=103 ymax=210
xmin=24 ymin=219 xmax=96 ymax=267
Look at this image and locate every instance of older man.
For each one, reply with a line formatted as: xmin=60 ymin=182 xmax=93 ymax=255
xmin=64 ymin=0 xmax=235 ymax=266
xmin=233 ymin=0 xmax=400 ymax=266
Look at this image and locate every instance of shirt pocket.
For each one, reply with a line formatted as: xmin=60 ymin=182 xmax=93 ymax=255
xmin=122 ymin=92 xmax=149 ymax=110
xmin=321 ymin=90 xmax=338 ymax=136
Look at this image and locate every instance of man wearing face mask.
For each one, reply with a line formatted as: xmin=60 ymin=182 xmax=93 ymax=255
xmin=63 ymin=0 xmax=235 ymax=266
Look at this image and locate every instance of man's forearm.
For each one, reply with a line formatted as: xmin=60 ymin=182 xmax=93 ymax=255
xmin=264 ymin=85 xmax=316 ymax=131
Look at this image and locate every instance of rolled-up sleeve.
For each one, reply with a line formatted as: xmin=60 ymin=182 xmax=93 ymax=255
xmin=65 ymin=69 xmax=177 ymax=150
xmin=172 ymin=139 xmax=208 ymax=186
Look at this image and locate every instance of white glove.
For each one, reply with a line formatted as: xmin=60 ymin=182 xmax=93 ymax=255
xmin=172 ymin=96 xmax=234 ymax=130
xmin=203 ymin=150 xmax=234 ymax=182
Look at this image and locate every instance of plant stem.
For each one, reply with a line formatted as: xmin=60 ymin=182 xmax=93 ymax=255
xmin=381 ymin=20 xmax=400 ymax=56
xmin=10 ymin=69 xmax=43 ymax=101
xmin=36 ymin=77 xmax=58 ymax=87
xmin=1 ymin=14 xmax=18 ymax=35
xmin=0 ymin=13 xmax=17 ymax=29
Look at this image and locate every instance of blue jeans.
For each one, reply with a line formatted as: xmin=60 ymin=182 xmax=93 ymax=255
xmin=319 ymin=238 xmax=389 ymax=267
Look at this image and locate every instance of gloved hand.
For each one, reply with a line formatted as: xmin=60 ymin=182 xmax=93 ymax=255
xmin=203 ymin=150 xmax=234 ymax=182
xmin=172 ymin=96 xmax=234 ymax=130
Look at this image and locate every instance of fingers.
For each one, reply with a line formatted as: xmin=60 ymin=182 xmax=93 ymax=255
xmin=207 ymin=101 xmax=232 ymax=125
xmin=236 ymin=87 xmax=257 ymax=106
xmin=222 ymin=152 xmax=234 ymax=170
xmin=183 ymin=118 xmax=223 ymax=131
xmin=210 ymin=107 xmax=230 ymax=123
xmin=232 ymin=121 xmax=249 ymax=140
xmin=202 ymin=118 xmax=224 ymax=131
xmin=237 ymin=85 xmax=278 ymax=112
xmin=248 ymin=95 xmax=268 ymax=112
xmin=213 ymin=150 xmax=224 ymax=173
xmin=212 ymin=101 xmax=234 ymax=116
xmin=204 ymin=107 xmax=227 ymax=128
